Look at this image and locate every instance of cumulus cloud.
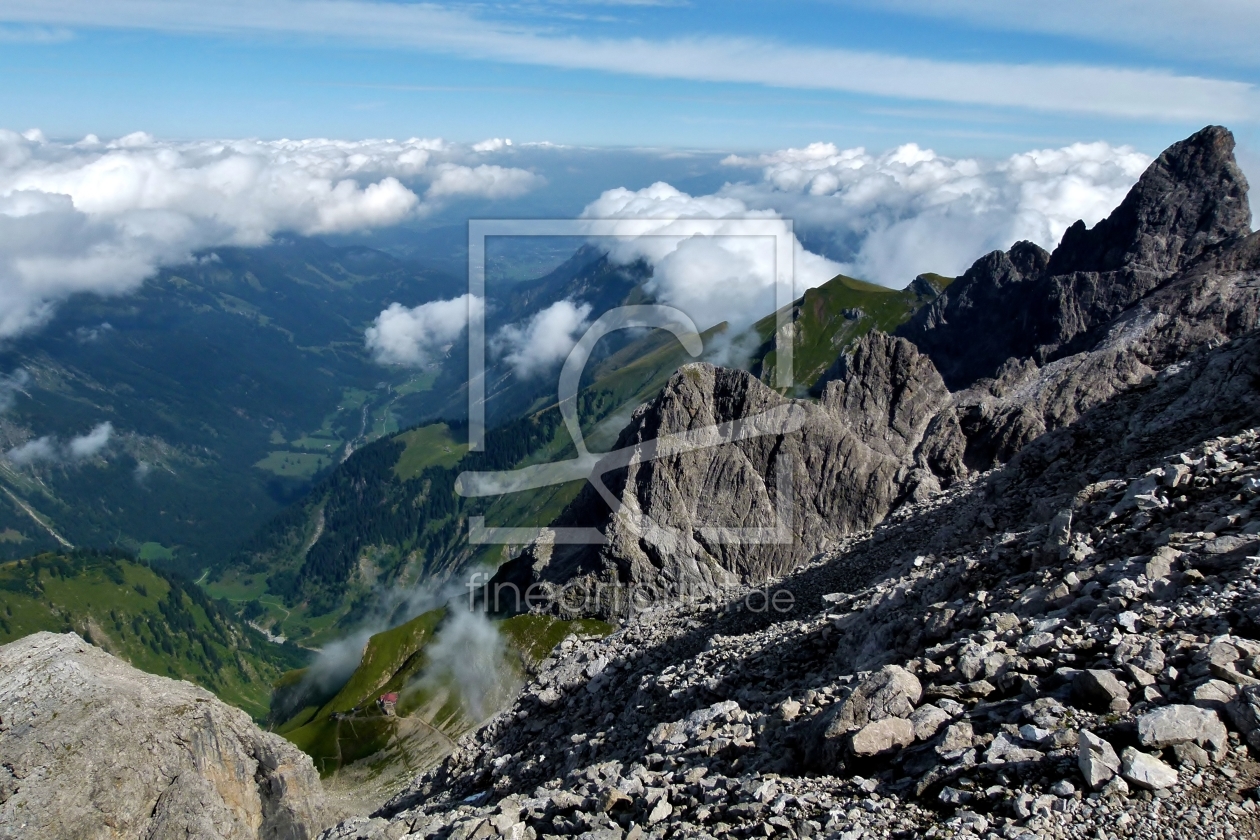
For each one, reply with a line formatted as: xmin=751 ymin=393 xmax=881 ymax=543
xmin=5 ymin=421 xmax=113 ymax=466
xmin=720 ymin=139 xmax=1151 ymax=285
xmin=493 ymin=299 xmax=593 ymax=378
xmin=471 ymin=138 xmax=513 ymax=153
xmin=365 ymin=294 xmax=485 ymax=367
xmin=580 ymin=182 xmax=843 ymax=331
xmin=426 ymin=163 xmax=541 ymax=200
xmin=0 ymin=130 xmax=540 ymax=338
xmin=68 ymin=421 xmax=113 ymax=458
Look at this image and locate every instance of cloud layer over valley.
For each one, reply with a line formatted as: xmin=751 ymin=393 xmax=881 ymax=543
xmin=0 ymin=130 xmax=540 ymax=339
xmin=720 ymin=139 xmax=1153 ymax=287
xmin=362 ymin=137 xmax=1159 ymax=381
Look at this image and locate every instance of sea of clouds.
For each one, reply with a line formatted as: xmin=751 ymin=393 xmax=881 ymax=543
xmin=0 ymin=129 xmax=541 ymax=339
xmin=366 ymin=138 xmax=1155 ymax=378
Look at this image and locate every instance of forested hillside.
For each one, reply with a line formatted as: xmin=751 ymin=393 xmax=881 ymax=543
xmin=0 ymin=550 xmax=308 ymax=718
xmin=0 ymin=238 xmax=463 ymax=569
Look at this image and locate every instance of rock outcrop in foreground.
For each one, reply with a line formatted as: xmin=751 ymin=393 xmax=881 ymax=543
xmin=0 ymin=632 xmax=335 ymax=840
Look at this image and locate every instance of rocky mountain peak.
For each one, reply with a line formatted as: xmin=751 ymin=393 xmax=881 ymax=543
xmin=818 ymin=332 xmax=950 ymax=461
xmin=899 ymin=125 xmax=1254 ymax=390
xmin=1048 ymin=125 xmax=1251 ymax=277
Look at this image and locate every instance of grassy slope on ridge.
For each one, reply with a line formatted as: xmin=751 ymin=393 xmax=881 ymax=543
xmin=0 ymin=550 xmax=309 ymax=718
xmin=272 ymin=609 xmax=611 ymax=786
xmin=751 ymin=272 xmax=954 ymax=392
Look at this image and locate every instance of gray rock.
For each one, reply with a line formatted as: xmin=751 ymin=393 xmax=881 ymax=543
xmin=1193 ymin=679 xmax=1238 ymax=709
xmin=1120 ymin=748 xmax=1179 ymax=790
xmin=1078 ymin=730 xmax=1122 ymax=790
xmin=939 ymin=721 xmax=974 ymax=752
xmin=833 ymin=665 xmax=923 ymax=730
xmin=1226 ymin=685 xmax=1260 ymax=749
xmin=1073 ymin=669 xmax=1131 ymax=713
xmin=1136 ymin=705 xmax=1227 ymax=751
xmin=0 ymin=633 xmax=333 ymax=840
xmin=909 ymin=703 xmax=951 ymax=741
xmin=850 ymin=718 xmax=915 ymax=757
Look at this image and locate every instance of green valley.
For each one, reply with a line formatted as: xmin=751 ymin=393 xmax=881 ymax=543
xmin=0 ymin=550 xmax=309 ymax=718
xmin=0 ymin=238 xmax=463 ymax=570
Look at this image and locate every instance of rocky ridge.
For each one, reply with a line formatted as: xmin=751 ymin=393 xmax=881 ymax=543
xmin=496 ymin=125 xmax=1260 ymax=612
xmin=0 ymin=632 xmax=335 ymax=840
xmin=321 ymin=325 xmax=1260 ymax=839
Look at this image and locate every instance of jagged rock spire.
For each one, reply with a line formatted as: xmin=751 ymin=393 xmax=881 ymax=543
xmin=1048 ymin=125 xmax=1251 ymax=277
xmin=899 ymin=125 xmax=1253 ymax=390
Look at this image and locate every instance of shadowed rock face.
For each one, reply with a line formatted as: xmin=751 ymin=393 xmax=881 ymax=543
xmin=492 ymin=125 xmax=1260 ymax=615
xmin=899 ymin=125 xmax=1252 ymax=391
xmin=494 ymin=335 xmax=957 ymax=614
xmin=0 ymin=632 xmax=335 ymax=840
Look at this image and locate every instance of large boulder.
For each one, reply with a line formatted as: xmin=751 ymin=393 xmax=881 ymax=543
xmin=0 ymin=633 xmax=334 ymax=840
xmin=831 ymin=665 xmax=924 ymax=731
xmin=1078 ymin=730 xmax=1122 ymax=790
xmin=1137 ymin=705 xmax=1227 ymax=753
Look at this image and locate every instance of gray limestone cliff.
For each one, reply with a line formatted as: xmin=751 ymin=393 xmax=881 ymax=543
xmin=0 ymin=632 xmax=336 ymax=840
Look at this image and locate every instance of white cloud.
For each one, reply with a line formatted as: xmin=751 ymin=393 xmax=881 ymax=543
xmin=67 ymin=421 xmax=112 ymax=458
xmin=0 ymin=130 xmax=540 ymax=338
xmin=580 ymin=182 xmax=843 ymax=330
xmin=494 ymin=299 xmax=593 ymax=378
xmin=0 ymin=1 xmax=1254 ymax=121
xmin=426 ymin=163 xmax=541 ymax=200
xmin=365 ymin=294 xmax=484 ymax=367
xmin=5 ymin=420 xmax=114 ymax=465
xmin=868 ymin=0 xmax=1260 ymax=67
xmin=0 ymin=369 xmax=30 ymax=413
xmin=719 ymin=139 xmax=1151 ymax=285
xmin=6 ymin=435 xmax=56 ymax=466
xmin=472 ymin=138 xmax=513 ymax=153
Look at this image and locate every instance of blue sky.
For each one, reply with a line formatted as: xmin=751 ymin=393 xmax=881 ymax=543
xmin=0 ymin=0 xmax=1257 ymax=157
xmin=1 ymin=1 xmax=1258 ymax=342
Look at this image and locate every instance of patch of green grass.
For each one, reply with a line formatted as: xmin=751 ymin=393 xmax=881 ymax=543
xmin=394 ymin=371 xmax=437 ymax=396
xmin=752 ymin=271 xmax=954 ymax=391
xmin=138 ymin=542 xmax=174 ymax=562
xmin=0 ymin=529 xmax=27 ymax=544
xmin=253 ymin=451 xmax=332 ymax=478
xmin=499 ymin=614 xmax=614 ymax=665
xmin=320 ymin=608 xmax=446 ymax=716
xmin=393 ymin=424 xmax=469 ymax=479
xmin=290 ymin=435 xmax=341 ymax=453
